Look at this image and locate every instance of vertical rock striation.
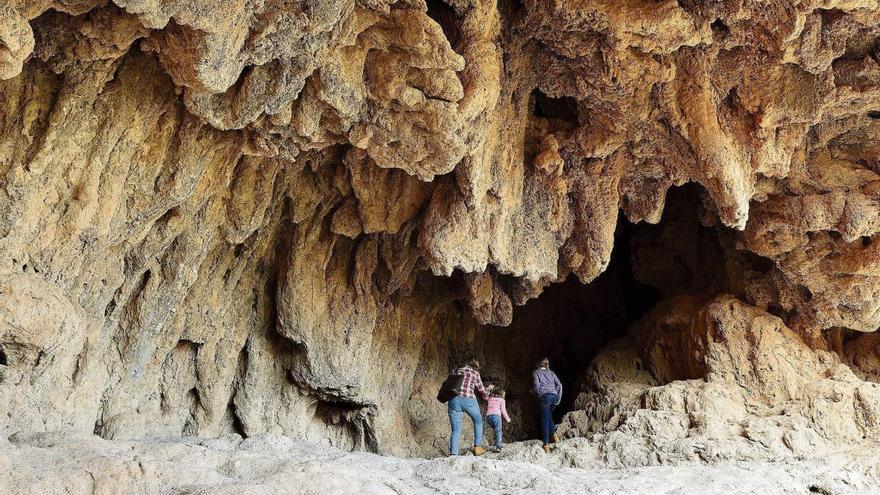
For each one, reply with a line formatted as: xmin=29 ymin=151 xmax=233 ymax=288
xmin=0 ymin=0 xmax=879 ymax=461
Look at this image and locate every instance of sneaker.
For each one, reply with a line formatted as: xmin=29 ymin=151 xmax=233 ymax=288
xmin=551 ymin=432 xmax=559 ymax=443
xmin=542 ymin=444 xmax=551 ymax=453
xmin=473 ymin=446 xmax=487 ymax=456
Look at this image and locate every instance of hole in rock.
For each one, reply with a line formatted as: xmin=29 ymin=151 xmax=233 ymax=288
xmin=0 ymin=347 xmax=6 ymax=366
xmin=476 ymin=185 xmax=732 ymax=441
xmin=710 ymin=18 xmax=729 ymax=36
xmin=818 ymin=8 xmax=845 ymax=25
xmin=497 ymin=0 xmax=525 ymax=28
xmin=530 ymin=89 xmax=579 ymax=124
xmin=499 ymin=0 xmax=524 ymax=14
xmin=868 ymin=111 xmax=880 ymax=119
xmin=675 ymin=0 xmax=692 ymax=11
xmin=426 ymin=0 xmax=461 ymax=49
xmin=223 ymin=401 xmax=246 ymax=437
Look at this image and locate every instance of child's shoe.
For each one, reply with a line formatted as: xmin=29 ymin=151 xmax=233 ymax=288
xmin=551 ymin=432 xmax=559 ymax=443
xmin=473 ymin=446 xmax=487 ymax=456
xmin=542 ymin=444 xmax=551 ymax=453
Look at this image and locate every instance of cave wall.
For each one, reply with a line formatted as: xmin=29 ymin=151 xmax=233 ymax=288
xmin=0 ymin=50 xmax=476 ymax=456
xmin=1 ymin=0 xmax=880 ymax=460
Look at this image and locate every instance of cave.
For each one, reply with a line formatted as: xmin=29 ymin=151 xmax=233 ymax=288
xmin=7 ymin=1 xmax=880 ymax=492
xmin=475 ymin=184 xmax=727 ymax=441
xmin=530 ymin=89 xmax=580 ymax=124
xmin=425 ymin=0 xmax=462 ymax=49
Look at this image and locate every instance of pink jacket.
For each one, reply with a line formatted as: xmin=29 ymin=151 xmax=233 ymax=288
xmin=486 ymin=397 xmax=510 ymax=422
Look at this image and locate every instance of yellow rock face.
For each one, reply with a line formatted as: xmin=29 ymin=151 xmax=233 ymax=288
xmin=0 ymin=0 xmax=879 ymax=461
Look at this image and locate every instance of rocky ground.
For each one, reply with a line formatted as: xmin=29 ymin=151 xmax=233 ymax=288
xmin=3 ymin=431 xmax=879 ymax=495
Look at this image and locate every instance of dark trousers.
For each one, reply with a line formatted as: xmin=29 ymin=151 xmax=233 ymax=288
xmin=539 ymin=393 xmax=558 ymax=444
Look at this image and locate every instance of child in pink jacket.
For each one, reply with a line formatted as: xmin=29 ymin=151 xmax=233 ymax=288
xmin=486 ymin=388 xmax=511 ymax=452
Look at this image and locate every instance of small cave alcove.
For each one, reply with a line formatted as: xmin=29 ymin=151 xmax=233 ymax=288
xmin=530 ymin=88 xmax=579 ymax=125
xmin=476 ymin=184 xmax=729 ymax=442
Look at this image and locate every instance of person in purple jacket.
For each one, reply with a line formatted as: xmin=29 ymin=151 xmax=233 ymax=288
xmin=532 ymin=357 xmax=563 ymax=453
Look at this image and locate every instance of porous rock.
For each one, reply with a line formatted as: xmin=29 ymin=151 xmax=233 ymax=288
xmin=1 ymin=0 xmax=880 ymax=473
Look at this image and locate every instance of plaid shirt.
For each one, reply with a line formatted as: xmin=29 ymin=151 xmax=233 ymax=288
xmin=455 ymin=366 xmax=488 ymax=399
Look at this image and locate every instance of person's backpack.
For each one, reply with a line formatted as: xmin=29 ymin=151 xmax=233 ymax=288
xmin=436 ymin=372 xmax=464 ymax=403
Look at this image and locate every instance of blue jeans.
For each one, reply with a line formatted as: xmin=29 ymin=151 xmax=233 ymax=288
xmin=487 ymin=414 xmax=503 ymax=448
xmin=448 ymin=395 xmax=482 ymax=455
xmin=539 ymin=393 xmax=558 ymax=445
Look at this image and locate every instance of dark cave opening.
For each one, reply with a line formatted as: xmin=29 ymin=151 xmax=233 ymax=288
xmin=530 ymin=89 xmax=579 ymax=124
xmin=481 ymin=184 xmax=728 ymax=441
xmin=495 ymin=218 xmax=661 ymax=428
xmin=710 ymin=18 xmax=730 ymax=37
xmin=425 ymin=0 xmax=462 ymax=50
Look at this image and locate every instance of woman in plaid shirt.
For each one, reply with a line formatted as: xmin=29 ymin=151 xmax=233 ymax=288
xmin=448 ymin=358 xmax=490 ymax=456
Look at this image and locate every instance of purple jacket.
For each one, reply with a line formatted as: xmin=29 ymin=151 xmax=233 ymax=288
xmin=533 ymin=367 xmax=562 ymax=401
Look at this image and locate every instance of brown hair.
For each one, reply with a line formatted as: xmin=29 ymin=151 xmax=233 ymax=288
xmin=491 ymin=387 xmax=506 ymax=398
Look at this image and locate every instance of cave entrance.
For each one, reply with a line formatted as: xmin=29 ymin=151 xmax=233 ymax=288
xmin=478 ymin=184 xmax=724 ymax=441
xmin=482 ymin=219 xmax=660 ymax=428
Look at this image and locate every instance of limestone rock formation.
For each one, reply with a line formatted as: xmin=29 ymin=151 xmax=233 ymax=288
xmin=561 ymin=295 xmax=880 ymax=466
xmin=1 ymin=0 xmax=880 ymax=467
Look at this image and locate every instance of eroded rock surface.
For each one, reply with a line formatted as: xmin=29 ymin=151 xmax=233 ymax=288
xmin=1 ymin=0 xmax=880 ymax=467
xmin=4 ymin=432 xmax=880 ymax=495
xmin=561 ymin=295 xmax=880 ymax=466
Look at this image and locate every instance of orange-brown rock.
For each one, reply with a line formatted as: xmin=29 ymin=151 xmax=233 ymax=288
xmin=1 ymin=0 xmax=880 ymax=466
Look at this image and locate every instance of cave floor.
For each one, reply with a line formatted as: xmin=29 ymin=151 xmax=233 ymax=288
xmin=3 ymin=432 xmax=878 ymax=495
